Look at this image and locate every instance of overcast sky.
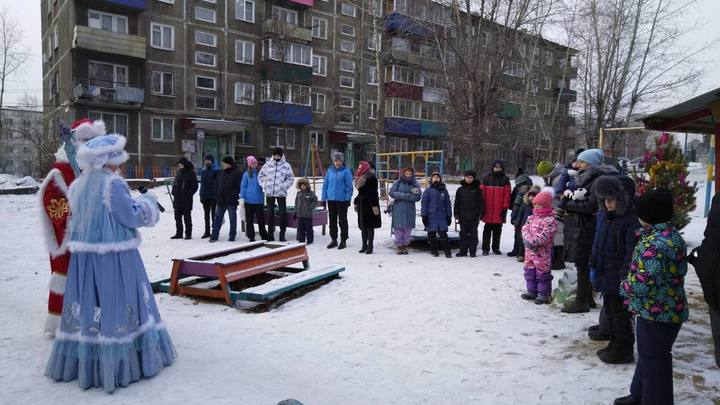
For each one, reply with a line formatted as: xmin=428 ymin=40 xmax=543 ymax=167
xmin=2 ymin=0 xmax=719 ymax=112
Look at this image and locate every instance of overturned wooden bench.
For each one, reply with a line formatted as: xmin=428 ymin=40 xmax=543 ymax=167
xmin=151 ymin=241 xmax=344 ymax=306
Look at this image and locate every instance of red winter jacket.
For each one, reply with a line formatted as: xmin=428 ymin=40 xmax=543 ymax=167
xmin=480 ymin=171 xmax=511 ymax=224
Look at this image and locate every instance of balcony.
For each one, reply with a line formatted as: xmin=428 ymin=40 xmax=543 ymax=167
xmin=262 ymin=19 xmax=312 ymax=43
xmin=384 ymin=82 xmax=423 ymax=101
xmin=260 ymin=61 xmax=313 ymax=85
xmin=388 ymin=49 xmax=442 ymax=70
xmin=73 ymin=25 xmax=146 ymax=59
xmin=384 ymin=117 xmax=421 ymax=135
xmin=100 ymin=0 xmax=146 ymax=10
xmin=420 ymin=121 xmax=447 ymax=137
xmin=422 ymin=87 xmax=448 ymax=104
xmin=260 ymin=102 xmax=312 ymax=125
xmin=385 ymin=13 xmax=433 ymax=38
xmin=497 ymin=102 xmax=521 ymax=119
xmin=501 ymin=74 xmax=524 ymax=90
xmin=554 ymin=88 xmax=577 ymax=103
xmin=287 ymin=0 xmax=313 ymax=6
xmin=73 ymin=79 xmax=144 ymax=108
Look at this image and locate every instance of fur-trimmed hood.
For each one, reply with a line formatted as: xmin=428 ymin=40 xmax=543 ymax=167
xmin=595 ymin=175 xmax=636 ymax=216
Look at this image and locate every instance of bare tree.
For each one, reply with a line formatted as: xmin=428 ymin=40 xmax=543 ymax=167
xmin=0 ymin=8 xmax=30 ymax=132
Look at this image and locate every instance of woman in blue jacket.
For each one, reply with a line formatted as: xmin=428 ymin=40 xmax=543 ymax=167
xmin=240 ymin=156 xmax=268 ymax=241
xmin=421 ymin=172 xmax=453 ymax=258
xmin=322 ymin=152 xmax=353 ymax=249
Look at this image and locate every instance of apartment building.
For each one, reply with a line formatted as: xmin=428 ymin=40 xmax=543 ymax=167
xmin=0 ymin=108 xmax=44 ymax=177
xmin=41 ymin=0 xmax=577 ymax=175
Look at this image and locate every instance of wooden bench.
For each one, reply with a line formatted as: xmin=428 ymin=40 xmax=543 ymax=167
xmin=241 ymin=201 xmax=328 ymax=235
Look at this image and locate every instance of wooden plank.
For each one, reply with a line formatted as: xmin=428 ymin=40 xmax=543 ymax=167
xmin=183 ymin=241 xmax=267 ymax=261
xmin=234 ymin=266 xmax=345 ymax=302
xmin=223 ymin=251 xmax=309 ymax=282
xmin=177 ymin=285 xmax=227 ymax=300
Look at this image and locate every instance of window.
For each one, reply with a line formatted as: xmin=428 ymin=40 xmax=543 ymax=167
xmin=368 ymin=100 xmax=377 ymax=119
xmin=195 ymin=75 xmax=216 ymax=90
xmin=388 ymin=137 xmax=408 ymax=152
xmin=543 ymin=103 xmax=551 ymax=116
xmin=531 ymin=78 xmax=539 ymax=94
xmin=339 ymin=76 xmax=354 ymax=88
xmin=390 ymin=65 xmax=422 ymax=86
xmin=340 ymin=23 xmax=355 ymax=37
xmin=195 ymin=6 xmax=216 ymax=23
xmin=51 ymin=70 xmax=58 ymax=96
xmin=262 ymin=39 xmax=312 ymax=66
xmin=89 ymin=112 xmax=128 ymax=136
xmin=53 ymin=25 xmax=59 ymax=49
xmin=545 ymin=51 xmax=553 ymax=66
xmin=234 ymin=82 xmax=254 ymax=105
xmin=368 ymin=32 xmax=379 ymax=51
xmin=310 ymin=131 xmax=324 ymax=151
xmin=195 ymin=51 xmax=216 ymax=67
xmin=418 ymin=139 xmax=433 ymax=151
xmin=157 ymin=0 xmax=175 ymax=3
xmin=151 ymin=117 xmax=174 ymax=141
xmin=237 ymin=127 xmax=252 ymax=146
xmin=338 ymin=111 xmax=353 ymax=124
xmin=341 ymin=3 xmax=356 ymax=17
xmin=151 ymin=23 xmax=174 ymax=50
xmin=311 ymin=92 xmax=326 ymax=113
xmin=196 ymin=96 xmax=216 ymax=110
xmin=340 ymin=59 xmax=355 ymax=73
xmin=235 ymin=39 xmax=254 ymax=64
xmin=340 ymin=39 xmax=355 ymax=53
xmin=195 ymin=31 xmax=217 ymax=47
xmin=260 ymin=81 xmax=311 ymax=105
xmin=339 ymin=95 xmax=354 ymax=108
xmin=236 ymin=0 xmax=254 ymax=23
xmin=269 ymin=127 xmax=296 ymax=149
xmin=368 ymin=64 xmax=378 ymax=85
xmin=503 ymin=61 xmax=523 ymax=78
xmin=312 ymin=55 xmax=327 ymax=76
xmin=544 ymin=76 xmax=551 ymax=90
xmin=311 ymin=17 xmax=327 ymax=39
xmin=151 ymin=71 xmax=174 ymax=96
xmin=88 ymin=10 xmax=128 ymax=34
xmin=272 ymin=6 xmax=298 ymax=25
xmin=89 ymin=61 xmax=127 ymax=87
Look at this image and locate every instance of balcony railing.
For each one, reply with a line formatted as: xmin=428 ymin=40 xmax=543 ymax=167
xmin=101 ymin=0 xmax=146 ymax=10
xmin=73 ymin=78 xmax=144 ymax=107
xmin=388 ymin=48 xmax=442 ymax=70
xmin=262 ymin=19 xmax=312 ymax=43
xmin=554 ymin=87 xmax=577 ymax=103
xmin=73 ymin=25 xmax=146 ymax=59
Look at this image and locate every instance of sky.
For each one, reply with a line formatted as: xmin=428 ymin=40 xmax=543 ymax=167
xmin=1 ymin=0 xmax=719 ymax=112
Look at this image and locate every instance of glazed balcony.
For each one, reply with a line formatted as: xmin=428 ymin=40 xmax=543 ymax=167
xmin=260 ymin=61 xmax=313 ymax=85
xmin=73 ymin=78 xmax=144 ymax=109
xmin=260 ymin=102 xmax=312 ymax=125
xmin=554 ymin=88 xmax=577 ymax=103
xmin=384 ymin=82 xmax=423 ymax=101
xmin=262 ymin=19 xmax=312 ymax=43
xmin=73 ymin=25 xmax=146 ymax=59
xmin=388 ymin=48 xmax=442 ymax=70
xmin=497 ymin=102 xmax=522 ymax=119
xmin=385 ymin=13 xmax=433 ymax=38
xmin=99 ymin=0 xmax=146 ymax=10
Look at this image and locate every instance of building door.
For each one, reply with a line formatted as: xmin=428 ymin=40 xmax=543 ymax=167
xmin=204 ymin=137 xmax=220 ymax=162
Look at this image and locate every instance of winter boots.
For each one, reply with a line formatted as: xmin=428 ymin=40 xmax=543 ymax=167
xmin=359 ymin=229 xmax=374 ymax=254
xmin=429 ymin=234 xmax=440 ymax=257
xmin=588 ymin=324 xmax=612 ymax=341
xmin=327 ymin=240 xmax=338 ymax=249
xmin=397 ymin=245 xmax=409 ymax=255
xmin=524 ymin=267 xmax=552 ymax=305
xmin=170 ymin=234 xmax=183 ymax=239
xmin=279 ymin=230 xmax=287 ymax=242
xmin=597 ymin=342 xmax=634 ymax=364
xmin=440 ymin=237 xmax=451 ymax=258
xmin=338 ymin=239 xmax=347 ymax=249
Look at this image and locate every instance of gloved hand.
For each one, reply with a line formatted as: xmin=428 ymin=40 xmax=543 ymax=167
xmin=447 ymin=216 xmax=452 ymax=226
xmin=411 ymin=187 xmax=420 ymax=195
xmin=562 ymin=189 xmax=574 ymax=199
xmin=687 ymin=247 xmax=699 ymax=266
xmin=422 ymin=216 xmax=428 ymax=227
xmin=572 ymin=188 xmax=588 ymax=201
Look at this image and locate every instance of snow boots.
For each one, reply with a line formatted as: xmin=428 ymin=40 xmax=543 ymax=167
xmin=588 ymin=324 xmax=612 ymax=341
xmin=440 ymin=237 xmax=451 ymax=258
xmin=360 ymin=229 xmax=374 ymax=254
xmin=524 ymin=267 xmax=552 ymax=304
xmin=428 ymin=234 xmax=440 ymax=257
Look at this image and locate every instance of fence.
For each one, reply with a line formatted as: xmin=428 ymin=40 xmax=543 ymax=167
xmin=120 ymin=164 xmax=174 ymax=180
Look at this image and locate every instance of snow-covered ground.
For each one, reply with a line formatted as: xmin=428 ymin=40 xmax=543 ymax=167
xmin=0 ymin=173 xmax=38 ymax=190
xmin=1 ymin=172 xmax=718 ymax=404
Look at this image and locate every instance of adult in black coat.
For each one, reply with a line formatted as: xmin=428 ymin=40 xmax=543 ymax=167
xmin=688 ymin=193 xmax=720 ymax=367
xmin=199 ymin=154 xmax=219 ymax=238
xmin=354 ymin=161 xmax=381 ymax=254
xmin=171 ymin=157 xmax=199 ymax=239
xmin=210 ymin=156 xmax=243 ymax=242
xmin=454 ymin=170 xmax=483 ymax=257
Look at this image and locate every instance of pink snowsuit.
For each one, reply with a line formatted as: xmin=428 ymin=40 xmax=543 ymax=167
xmin=521 ymin=207 xmax=558 ymax=297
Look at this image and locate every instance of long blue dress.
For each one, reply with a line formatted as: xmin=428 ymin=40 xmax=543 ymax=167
xmin=45 ymin=168 xmax=176 ymax=393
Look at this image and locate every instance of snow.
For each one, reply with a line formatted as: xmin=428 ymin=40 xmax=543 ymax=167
xmin=1 ymin=172 xmax=719 ymax=404
xmin=0 ymin=173 xmax=38 ymax=190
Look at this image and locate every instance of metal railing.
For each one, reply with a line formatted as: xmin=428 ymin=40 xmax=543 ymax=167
xmin=73 ymin=78 xmax=144 ymax=106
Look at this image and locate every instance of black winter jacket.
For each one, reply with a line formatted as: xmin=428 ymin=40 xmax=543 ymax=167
xmin=689 ymin=194 xmax=720 ymax=309
xmin=454 ymin=179 xmax=483 ymax=223
xmin=590 ymin=209 xmax=640 ymax=295
xmin=199 ymin=164 xmax=219 ymax=200
xmin=354 ymin=172 xmax=381 ymax=229
xmin=172 ymin=162 xmax=199 ymax=211
xmin=215 ymin=165 xmax=242 ymax=206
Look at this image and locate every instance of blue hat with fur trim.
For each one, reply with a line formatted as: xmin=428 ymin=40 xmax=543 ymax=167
xmin=77 ymin=134 xmax=129 ymax=171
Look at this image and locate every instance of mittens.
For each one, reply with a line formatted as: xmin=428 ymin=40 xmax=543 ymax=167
xmin=572 ymin=188 xmax=588 ymax=201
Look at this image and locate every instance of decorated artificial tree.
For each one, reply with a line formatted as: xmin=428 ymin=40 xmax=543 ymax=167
xmin=632 ymin=133 xmax=698 ymax=230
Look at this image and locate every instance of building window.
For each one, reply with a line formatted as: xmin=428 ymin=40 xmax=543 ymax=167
xmin=235 ymin=39 xmax=254 ymax=64
xmin=195 ymin=51 xmax=216 ymax=67
xmin=237 ymin=127 xmax=252 ymax=146
xmin=272 ymin=6 xmax=298 ymax=25
xmin=390 ymin=65 xmax=422 ymax=86
xmin=341 ymin=3 xmax=356 ymax=17
xmin=195 ymin=31 xmax=217 ymax=47
xmin=89 ymin=61 xmax=127 ymax=87
xmin=310 ymin=130 xmax=324 ymax=151
xmin=340 ymin=39 xmax=355 ymax=53
xmin=195 ymin=6 xmax=216 ymax=23
xmin=260 ymin=81 xmax=311 ymax=106
xmin=234 ymin=81 xmax=254 ymax=105
xmin=312 ymin=54 xmax=327 ymax=76
xmin=51 ymin=70 xmax=58 ymax=96
xmin=311 ymin=17 xmax=327 ymax=39
xmin=368 ymin=32 xmax=379 ymax=51
xmin=236 ymin=0 xmax=254 ymax=23
xmin=339 ymin=76 xmax=354 ymax=88
xmin=531 ymin=78 xmax=539 ymax=94
xmin=503 ymin=61 xmax=523 ymax=78
xmin=311 ymin=92 xmax=326 ymax=113
xmin=340 ymin=59 xmax=355 ymax=73
xmin=340 ymin=23 xmax=355 ymax=37
xmin=151 ymin=23 xmax=174 ymax=50
xmin=195 ymin=75 xmax=216 ymax=90
xmin=269 ymin=127 xmax=296 ymax=150
xmin=339 ymin=95 xmax=354 ymax=108
xmin=543 ymin=103 xmax=551 ymax=116
xmin=544 ymin=76 xmax=551 ymax=90
xmin=151 ymin=71 xmax=174 ymax=96
xmin=368 ymin=100 xmax=377 ymax=119
xmin=368 ymin=64 xmax=378 ymax=85
xmin=89 ymin=112 xmax=128 ymax=136
xmin=151 ymin=117 xmax=174 ymax=141
xmin=53 ymin=24 xmax=59 ymax=49
xmin=262 ymin=39 xmax=312 ymax=67
xmin=88 ymin=10 xmax=128 ymax=34
xmin=545 ymin=51 xmax=553 ymax=66
xmin=388 ymin=137 xmax=408 ymax=152
xmin=417 ymin=139 xmax=433 ymax=151
xmin=157 ymin=0 xmax=175 ymax=3
xmin=196 ymin=96 xmax=216 ymax=110
xmin=338 ymin=111 xmax=353 ymax=124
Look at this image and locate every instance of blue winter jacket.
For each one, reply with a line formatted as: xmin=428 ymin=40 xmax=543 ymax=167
xmin=421 ymin=182 xmax=452 ymax=232
xmin=389 ymin=176 xmax=421 ymax=229
xmin=199 ymin=162 xmax=219 ymax=200
xmin=322 ymin=165 xmax=353 ymax=202
xmin=240 ymin=169 xmax=264 ymax=205
xmin=591 ymin=209 xmax=641 ymax=295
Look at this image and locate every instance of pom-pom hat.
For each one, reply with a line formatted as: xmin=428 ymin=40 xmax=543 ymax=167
xmin=76 ymin=134 xmax=128 ymax=170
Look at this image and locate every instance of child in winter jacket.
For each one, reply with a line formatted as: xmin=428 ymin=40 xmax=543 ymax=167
xmin=513 ymin=186 xmax=540 ymax=262
xmin=616 ymin=190 xmax=688 ymax=405
xmin=521 ymin=187 xmax=558 ymax=304
xmin=509 ymin=174 xmax=533 ymax=258
xmin=453 ymin=170 xmax=483 ymax=257
xmin=421 ymin=172 xmax=453 ymax=258
xmin=294 ymin=177 xmax=318 ymax=244
xmin=389 ymin=167 xmax=422 ymax=255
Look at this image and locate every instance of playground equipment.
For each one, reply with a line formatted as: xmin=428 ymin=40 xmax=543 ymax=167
xmin=304 ymin=143 xmax=326 ymax=192
xmin=151 ymin=241 xmax=344 ymax=306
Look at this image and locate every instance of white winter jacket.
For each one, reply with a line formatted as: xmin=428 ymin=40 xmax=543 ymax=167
xmin=258 ymin=156 xmax=295 ymax=197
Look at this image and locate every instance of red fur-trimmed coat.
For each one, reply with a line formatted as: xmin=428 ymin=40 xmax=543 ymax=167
xmin=39 ymin=161 xmax=75 ymax=335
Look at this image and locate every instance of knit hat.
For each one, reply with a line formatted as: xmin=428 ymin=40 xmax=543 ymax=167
xmin=635 ymin=189 xmax=674 ymax=225
xmin=332 ymin=152 xmax=344 ymax=162
xmin=577 ymin=149 xmax=604 ymax=167
xmin=272 ymin=147 xmax=284 ymax=156
xmin=464 ymin=169 xmax=477 ymax=179
xmin=491 ymin=159 xmax=504 ymax=170
xmin=71 ymin=118 xmax=106 ymax=143
xmin=76 ymin=134 xmax=128 ymax=171
xmin=515 ymin=173 xmax=532 ymax=187
xmin=246 ymin=155 xmax=257 ymax=166
xmin=204 ymin=154 xmax=215 ymax=162
xmin=430 ymin=171 xmax=442 ymax=181
xmin=222 ymin=156 xmax=235 ymax=166
xmin=533 ymin=187 xmax=555 ymax=208
xmin=536 ymin=161 xmax=554 ymax=177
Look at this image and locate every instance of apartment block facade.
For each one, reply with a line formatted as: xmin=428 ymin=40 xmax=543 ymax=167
xmin=41 ymin=0 xmax=576 ymax=176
